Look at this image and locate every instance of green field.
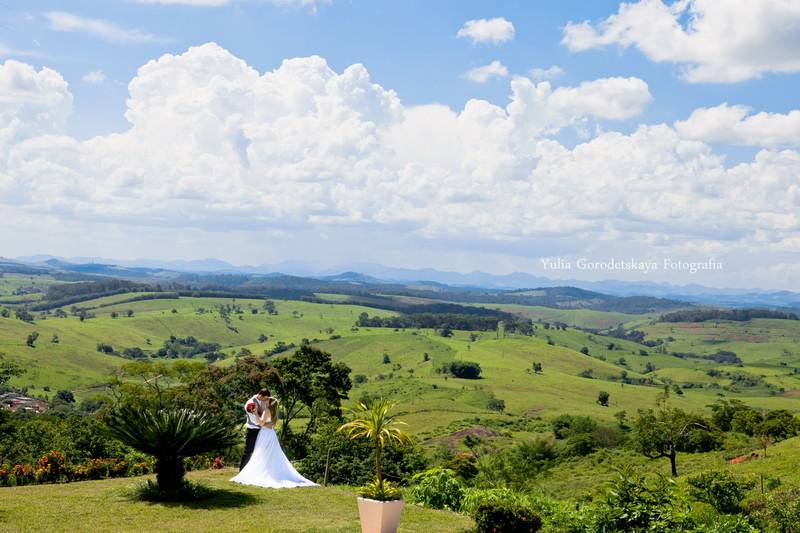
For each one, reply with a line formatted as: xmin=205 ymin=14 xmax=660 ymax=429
xmin=2 ymin=293 xmax=799 ymax=436
xmin=0 ymin=469 xmax=471 ymax=533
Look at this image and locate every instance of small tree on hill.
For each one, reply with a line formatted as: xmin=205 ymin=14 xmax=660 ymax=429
xmin=56 ymin=390 xmax=75 ymax=403
xmin=533 ymin=362 xmax=543 ymax=374
xmin=634 ymin=399 xmax=707 ymax=476
xmin=598 ymin=391 xmax=610 ymax=407
xmin=26 ymin=331 xmax=39 ymax=347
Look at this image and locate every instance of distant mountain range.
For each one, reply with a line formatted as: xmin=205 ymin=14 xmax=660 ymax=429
xmin=9 ymin=254 xmax=800 ymax=310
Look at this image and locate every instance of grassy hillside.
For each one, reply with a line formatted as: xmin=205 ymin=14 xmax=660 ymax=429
xmin=535 ymin=434 xmax=800 ymax=502
xmin=0 ymin=469 xmax=471 ymax=533
xmin=0 ymin=295 xmax=397 ymax=398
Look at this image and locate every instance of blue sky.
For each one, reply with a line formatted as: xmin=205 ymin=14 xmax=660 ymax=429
xmin=1 ymin=1 xmax=799 ymax=289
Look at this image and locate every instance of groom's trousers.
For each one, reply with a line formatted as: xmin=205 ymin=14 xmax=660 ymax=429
xmin=239 ymin=428 xmax=261 ymax=470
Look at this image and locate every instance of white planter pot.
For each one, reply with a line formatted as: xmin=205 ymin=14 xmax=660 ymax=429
xmin=356 ymin=497 xmax=404 ymax=533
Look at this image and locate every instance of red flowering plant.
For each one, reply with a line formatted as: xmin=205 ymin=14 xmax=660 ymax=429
xmin=245 ymin=402 xmax=257 ymax=413
xmin=35 ymin=451 xmax=66 ymax=483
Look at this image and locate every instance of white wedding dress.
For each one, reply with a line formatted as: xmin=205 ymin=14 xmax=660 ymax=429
xmin=230 ymin=422 xmax=317 ymax=489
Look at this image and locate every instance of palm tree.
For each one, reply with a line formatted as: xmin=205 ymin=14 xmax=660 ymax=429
xmin=105 ymin=407 xmax=238 ymax=492
xmin=337 ymin=398 xmax=410 ymax=489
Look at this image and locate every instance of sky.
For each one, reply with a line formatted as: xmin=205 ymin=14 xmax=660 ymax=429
xmin=1 ymin=0 xmax=799 ymax=289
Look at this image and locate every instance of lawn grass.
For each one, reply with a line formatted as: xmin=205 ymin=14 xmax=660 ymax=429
xmin=0 ymin=469 xmax=472 ymax=533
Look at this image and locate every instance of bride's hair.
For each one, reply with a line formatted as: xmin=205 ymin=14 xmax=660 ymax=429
xmin=267 ymin=397 xmax=278 ymax=422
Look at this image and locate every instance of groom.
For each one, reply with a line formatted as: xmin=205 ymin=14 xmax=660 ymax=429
xmin=239 ymin=388 xmax=271 ymax=470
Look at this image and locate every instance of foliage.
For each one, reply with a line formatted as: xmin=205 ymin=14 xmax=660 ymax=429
xmin=103 ymin=406 xmax=238 ymax=494
xmin=358 ymin=479 xmax=403 ymax=501
xmin=299 ymin=421 xmax=424 ymax=486
xmin=634 ymin=401 xmax=718 ymax=476
xmin=271 ymin=345 xmax=352 ymax=446
xmin=592 ymin=468 xmax=694 ymax=532
xmin=473 ymin=501 xmax=542 ymax=533
xmin=129 ymin=479 xmax=216 ymax=502
xmin=155 ymin=335 xmax=221 ymax=359
xmin=597 ymin=391 xmax=610 ymax=407
xmin=472 ymin=438 xmax=556 ymax=490
xmin=0 ymin=352 xmax=25 ymax=387
xmin=338 ymin=398 xmax=411 ymax=499
xmin=437 ymin=361 xmax=482 ymax=379
xmin=687 ymin=471 xmax=756 ymax=514
xmin=748 ymin=489 xmax=800 ymax=533
xmin=408 ymin=468 xmax=464 ymax=511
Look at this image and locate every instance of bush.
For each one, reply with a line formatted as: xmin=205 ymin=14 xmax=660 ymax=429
xmin=299 ymin=421 xmax=425 ymax=486
xmin=438 ymin=361 xmax=482 ymax=379
xmin=408 ymin=468 xmax=464 ymax=511
xmin=687 ymin=471 xmax=756 ymax=514
xmin=473 ymin=501 xmax=542 ymax=533
xmin=748 ymin=489 xmax=800 ymax=532
xmin=593 ymin=468 xmax=694 ymax=532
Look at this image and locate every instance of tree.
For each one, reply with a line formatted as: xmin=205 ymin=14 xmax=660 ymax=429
xmin=598 ymin=391 xmax=610 ymax=407
xmin=580 ymin=347 xmax=589 ymax=355
xmin=104 ymin=407 xmax=238 ymax=493
xmin=533 ymin=362 xmax=542 ymax=374
xmin=439 ymin=326 xmax=453 ymax=338
xmin=338 ymin=399 xmax=411 ymax=491
xmin=271 ymin=345 xmax=352 ymax=443
xmin=687 ymin=471 xmax=755 ymax=514
xmin=487 ymin=397 xmax=505 ymax=413
xmin=26 ymin=331 xmax=39 ymax=347
xmin=634 ymin=401 xmax=707 ymax=477
xmin=753 ymin=434 xmax=774 ymax=458
xmin=55 ymin=390 xmax=75 ymax=403
xmin=382 ymin=353 xmax=391 ymax=364
xmin=50 ymin=334 xmax=59 ymax=344
xmin=438 ymin=361 xmax=482 ymax=379
xmin=0 ymin=353 xmax=24 ymax=387
xmin=125 ymin=309 xmax=134 ymax=317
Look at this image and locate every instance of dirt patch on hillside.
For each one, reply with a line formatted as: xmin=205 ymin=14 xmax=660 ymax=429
xmin=426 ymin=427 xmax=500 ymax=451
xmin=782 ymin=390 xmax=800 ymax=397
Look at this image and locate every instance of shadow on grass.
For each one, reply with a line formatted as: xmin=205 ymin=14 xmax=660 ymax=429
xmin=126 ymin=482 xmax=262 ymax=510
xmin=160 ymin=487 xmax=261 ymax=510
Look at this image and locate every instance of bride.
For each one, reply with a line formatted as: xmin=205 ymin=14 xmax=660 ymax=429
xmin=231 ymin=395 xmax=317 ymax=488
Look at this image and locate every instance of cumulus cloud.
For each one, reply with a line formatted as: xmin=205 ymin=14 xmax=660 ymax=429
xmin=44 ymin=11 xmax=171 ymax=44
xmin=81 ymin=70 xmax=106 ymax=84
xmin=675 ymin=104 xmax=800 ymax=147
xmin=529 ymin=65 xmax=564 ymax=81
xmin=0 ymin=44 xmax=798 ymax=270
xmin=457 ymin=17 xmax=515 ymax=45
xmin=562 ymin=0 xmax=800 ymax=83
xmin=464 ymin=61 xmax=509 ymax=83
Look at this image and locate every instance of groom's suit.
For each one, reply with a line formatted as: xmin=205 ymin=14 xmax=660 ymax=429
xmin=239 ymin=394 xmax=265 ymax=470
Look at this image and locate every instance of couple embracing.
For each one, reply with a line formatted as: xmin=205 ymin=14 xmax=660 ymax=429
xmin=231 ymin=388 xmax=317 ymax=488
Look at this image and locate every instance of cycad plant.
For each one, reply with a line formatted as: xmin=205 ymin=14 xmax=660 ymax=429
xmin=105 ymin=406 xmax=238 ymax=493
xmin=338 ymin=398 xmax=411 ymax=500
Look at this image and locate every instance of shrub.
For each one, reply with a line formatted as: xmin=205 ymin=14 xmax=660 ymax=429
xmin=438 ymin=361 xmax=482 ymax=379
xmin=473 ymin=501 xmax=542 ymax=533
xmin=408 ymin=468 xmax=464 ymax=511
xmin=358 ymin=479 xmax=402 ymax=501
xmin=593 ymin=468 xmax=694 ymax=532
xmin=687 ymin=471 xmax=756 ymax=514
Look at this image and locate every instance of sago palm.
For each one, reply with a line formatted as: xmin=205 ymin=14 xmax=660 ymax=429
xmin=104 ymin=406 xmax=238 ymax=492
xmin=337 ymin=398 xmax=410 ymax=488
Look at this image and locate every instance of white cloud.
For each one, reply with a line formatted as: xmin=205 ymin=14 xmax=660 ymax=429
xmin=457 ymin=17 xmax=515 ymax=45
xmin=529 ymin=65 xmax=564 ymax=81
xmin=0 ymin=44 xmax=798 ymax=280
xmin=132 ymin=0 xmax=328 ymax=6
xmin=81 ymin=70 xmax=106 ymax=84
xmin=562 ymin=0 xmax=800 ymax=83
xmin=675 ymin=104 xmax=800 ymax=147
xmin=464 ymin=61 xmax=508 ymax=83
xmin=44 ymin=11 xmax=171 ymax=44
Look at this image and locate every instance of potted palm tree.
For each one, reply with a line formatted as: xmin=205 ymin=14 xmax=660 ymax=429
xmin=338 ymin=399 xmax=411 ymax=533
xmin=104 ymin=406 xmax=238 ymax=498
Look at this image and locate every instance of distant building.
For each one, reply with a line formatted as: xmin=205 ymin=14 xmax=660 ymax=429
xmin=0 ymin=392 xmax=48 ymax=413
